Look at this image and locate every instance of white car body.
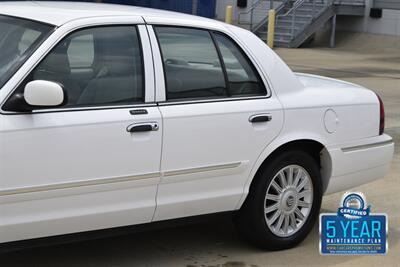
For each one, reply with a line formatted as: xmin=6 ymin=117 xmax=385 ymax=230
xmin=0 ymin=2 xmax=394 ymax=245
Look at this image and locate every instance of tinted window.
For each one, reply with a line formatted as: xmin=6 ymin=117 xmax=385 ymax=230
xmin=155 ymin=27 xmax=228 ymax=100
xmin=214 ymin=33 xmax=266 ymax=97
xmin=0 ymin=16 xmax=52 ymax=90
xmin=20 ymin=26 xmax=143 ymax=108
xmin=67 ymin=34 xmax=94 ymax=68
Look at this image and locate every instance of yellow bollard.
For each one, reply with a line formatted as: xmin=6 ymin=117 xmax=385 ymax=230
xmin=267 ymin=9 xmax=276 ymax=48
xmin=225 ymin=5 xmax=233 ymax=24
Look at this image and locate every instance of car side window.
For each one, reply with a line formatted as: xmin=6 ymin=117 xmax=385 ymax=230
xmin=23 ymin=26 xmax=143 ymax=108
xmin=154 ymin=27 xmax=266 ymax=101
xmin=154 ymin=27 xmax=228 ymax=100
xmin=213 ymin=33 xmax=266 ymax=97
xmin=18 ymin=29 xmax=43 ymax=55
xmin=67 ymin=34 xmax=94 ymax=69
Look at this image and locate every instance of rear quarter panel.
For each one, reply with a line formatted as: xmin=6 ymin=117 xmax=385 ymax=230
xmin=227 ymin=26 xmax=384 ymax=206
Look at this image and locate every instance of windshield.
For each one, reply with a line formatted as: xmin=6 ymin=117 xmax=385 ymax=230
xmin=0 ymin=15 xmax=53 ymax=90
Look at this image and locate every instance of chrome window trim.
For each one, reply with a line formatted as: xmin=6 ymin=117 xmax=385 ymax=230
xmin=0 ymin=20 xmax=275 ymax=115
xmin=0 ymin=19 xmax=151 ymax=114
xmin=157 ymin=95 xmax=269 ymax=106
xmin=0 ymin=103 xmax=158 ymax=115
xmin=0 ymin=96 xmax=270 ymax=115
xmin=147 ymin=24 xmax=272 ymax=103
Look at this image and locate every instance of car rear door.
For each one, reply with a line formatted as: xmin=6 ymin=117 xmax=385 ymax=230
xmin=0 ymin=23 xmax=162 ymax=243
xmin=146 ymin=25 xmax=284 ymax=221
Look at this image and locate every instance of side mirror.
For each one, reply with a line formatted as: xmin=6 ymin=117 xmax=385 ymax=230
xmin=24 ymin=80 xmax=65 ymax=107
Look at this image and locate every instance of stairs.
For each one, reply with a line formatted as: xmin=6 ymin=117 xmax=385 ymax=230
xmin=252 ymin=0 xmax=366 ymax=48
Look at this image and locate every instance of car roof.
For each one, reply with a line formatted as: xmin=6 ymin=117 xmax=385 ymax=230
xmin=0 ymin=1 xmax=219 ymax=27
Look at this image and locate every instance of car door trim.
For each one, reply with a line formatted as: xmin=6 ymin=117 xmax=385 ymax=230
xmin=157 ymin=95 xmax=269 ymax=106
xmin=341 ymin=140 xmax=394 ymax=153
xmin=0 ymin=162 xmax=243 ymax=196
xmin=163 ymin=162 xmax=242 ymax=177
xmin=0 ymin=172 xmax=160 ymax=197
xmin=0 ymin=103 xmax=158 ymax=115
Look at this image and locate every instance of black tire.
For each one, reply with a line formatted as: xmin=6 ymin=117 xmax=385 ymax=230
xmin=235 ymin=150 xmax=322 ymax=250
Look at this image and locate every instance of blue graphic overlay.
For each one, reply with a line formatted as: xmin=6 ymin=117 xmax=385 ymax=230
xmin=320 ymin=214 xmax=387 ymax=254
xmin=320 ymin=192 xmax=388 ymax=255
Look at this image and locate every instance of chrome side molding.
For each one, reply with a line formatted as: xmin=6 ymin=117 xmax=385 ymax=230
xmin=0 ymin=162 xmax=243 ymax=196
xmin=341 ymin=140 xmax=394 ymax=153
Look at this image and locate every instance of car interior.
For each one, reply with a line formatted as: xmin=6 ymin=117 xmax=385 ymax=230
xmin=32 ymin=27 xmax=144 ymax=107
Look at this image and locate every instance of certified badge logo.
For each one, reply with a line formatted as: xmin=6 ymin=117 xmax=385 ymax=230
xmin=320 ymin=192 xmax=388 ymax=255
xmin=338 ymin=192 xmax=370 ymax=219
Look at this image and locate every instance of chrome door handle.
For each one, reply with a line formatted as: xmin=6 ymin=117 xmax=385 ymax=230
xmin=249 ymin=114 xmax=272 ymax=123
xmin=127 ymin=122 xmax=159 ymax=133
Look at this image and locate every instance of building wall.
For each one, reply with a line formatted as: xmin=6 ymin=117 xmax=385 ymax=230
xmin=0 ymin=0 xmax=217 ymax=18
xmin=215 ymin=0 xmax=279 ymax=27
xmin=103 ymin=0 xmax=217 ymax=18
xmin=337 ymin=0 xmax=400 ymax=36
xmin=197 ymin=0 xmax=217 ymax=18
xmin=215 ymin=0 xmax=249 ymax=21
xmin=374 ymin=0 xmax=400 ymax=10
xmin=213 ymin=0 xmax=400 ymax=37
xmin=102 ymin=0 xmax=194 ymax=14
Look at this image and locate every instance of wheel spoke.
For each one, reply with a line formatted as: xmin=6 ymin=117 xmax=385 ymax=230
xmin=264 ymin=164 xmax=314 ymax=238
xmin=294 ymin=208 xmax=305 ymax=221
xmin=287 ymin=167 xmax=294 ymax=186
xmin=267 ymin=210 xmax=281 ymax=226
xmin=297 ymin=189 xmax=312 ymax=199
xmin=275 ymin=214 xmax=284 ymax=232
xmin=298 ymin=200 xmax=311 ymax=208
xmin=296 ymin=177 xmax=308 ymax=192
xmin=293 ymin=169 xmax=302 ymax=187
xmin=271 ymin=180 xmax=283 ymax=194
xmin=278 ymin=171 xmax=288 ymax=188
xmin=265 ymin=203 xmax=279 ymax=213
xmin=283 ymin=215 xmax=290 ymax=234
xmin=266 ymin=194 xmax=279 ymax=202
xmin=289 ymin=213 xmax=297 ymax=230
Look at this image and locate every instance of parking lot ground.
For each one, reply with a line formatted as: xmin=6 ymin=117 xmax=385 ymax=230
xmin=1 ymin=45 xmax=399 ymax=267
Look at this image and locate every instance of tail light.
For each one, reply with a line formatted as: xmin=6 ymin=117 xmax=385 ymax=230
xmin=376 ymin=94 xmax=385 ymax=135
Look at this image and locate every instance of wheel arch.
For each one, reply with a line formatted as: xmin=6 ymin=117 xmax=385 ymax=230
xmin=237 ymin=138 xmax=332 ymax=209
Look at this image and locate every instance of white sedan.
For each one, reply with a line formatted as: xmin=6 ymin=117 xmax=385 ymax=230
xmin=0 ymin=2 xmax=394 ymax=250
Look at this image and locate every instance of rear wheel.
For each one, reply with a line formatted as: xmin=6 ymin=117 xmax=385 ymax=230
xmin=235 ymin=150 xmax=322 ymax=250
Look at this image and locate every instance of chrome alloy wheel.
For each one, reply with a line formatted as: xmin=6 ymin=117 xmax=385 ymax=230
xmin=264 ymin=165 xmax=314 ymax=237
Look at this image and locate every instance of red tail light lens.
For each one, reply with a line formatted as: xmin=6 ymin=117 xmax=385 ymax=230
xmin=377 ymin=94 xmax=385 ymax=135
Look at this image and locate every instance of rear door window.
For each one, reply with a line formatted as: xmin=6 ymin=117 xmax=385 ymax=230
xmin=213 ymin=33 xmax=267 ymax=97
xmin=154 ymin=27 xmax=228 ymax=100
xmin=154 ymin=26 xmax=266 ymax=101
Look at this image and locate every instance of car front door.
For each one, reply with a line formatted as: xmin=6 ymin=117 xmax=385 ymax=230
xmin=0 ymin=24 xmax=162 ymax=243
xmin=147 ymin=26 xmax=284 ymax=221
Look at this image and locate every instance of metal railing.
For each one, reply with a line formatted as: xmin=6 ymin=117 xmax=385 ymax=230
xmin=238 ymin=0 xmax=290 ymax=32
xmin=238 ymin=0 xmax=350 ymax=45
xmin=276 ymin=0 xmax=333 ymax=40
xmin=334 ymin=0 xmax=365 ymax=5
xmin=277 ymin=0 xmax=307 ymax=37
